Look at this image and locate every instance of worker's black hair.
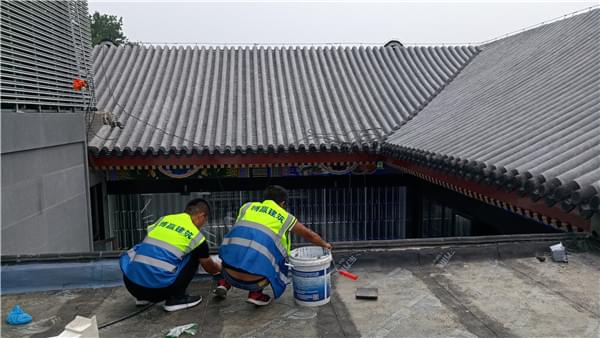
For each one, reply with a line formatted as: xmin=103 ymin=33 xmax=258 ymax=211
xmin=264 ymin=185 xmax=288 ymax=204
xmin=185 ymin=198 xmax=211 ymax=216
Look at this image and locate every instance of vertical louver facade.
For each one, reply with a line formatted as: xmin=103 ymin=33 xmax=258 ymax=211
xmin=0 ymin=0 xmax=94 ymax=112
xmin=1 ymin=0 xmax=93 ymax=255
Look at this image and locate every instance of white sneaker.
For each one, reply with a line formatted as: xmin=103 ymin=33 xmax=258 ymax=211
xmin=135 ymin=299 xmax=151 ymax=306
xmin=163 ymin=295 xmax=203 ymax=312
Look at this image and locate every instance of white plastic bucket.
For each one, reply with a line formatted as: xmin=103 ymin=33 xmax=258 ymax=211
xmin=289 ymin=246 xmax=332 ymax=306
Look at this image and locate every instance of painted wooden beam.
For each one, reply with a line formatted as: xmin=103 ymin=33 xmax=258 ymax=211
xmin=89 ymin=152 xmax=384 ymax=169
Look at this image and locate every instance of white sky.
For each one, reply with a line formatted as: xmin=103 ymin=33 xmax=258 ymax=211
xmin=87 ymin=1 xmax=597 ymax=45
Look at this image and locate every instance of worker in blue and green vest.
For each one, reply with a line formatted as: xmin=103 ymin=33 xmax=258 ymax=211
xmin=215 ymin=185 xmax=332 ymax=306
xmin=120 ymin=198 xmax=221 ymax=312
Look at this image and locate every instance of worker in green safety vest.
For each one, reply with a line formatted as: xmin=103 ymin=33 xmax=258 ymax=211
xmin=120 ymin=198 xmax=222 ymax=312
xmin=215 ymin=185 xmax=332 ymax=305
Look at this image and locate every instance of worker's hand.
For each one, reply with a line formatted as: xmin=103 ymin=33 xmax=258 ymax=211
xmin=199 ymin=256 xmax=221 ymax=275
xmin=293 ymin=221 xmax=332 ymax=251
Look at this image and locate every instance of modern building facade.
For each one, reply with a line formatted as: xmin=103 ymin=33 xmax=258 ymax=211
xmin=1 ymin=0 xmax=94 ymax=254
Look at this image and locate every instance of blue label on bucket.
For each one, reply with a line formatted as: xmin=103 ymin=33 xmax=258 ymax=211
xmin=292 ymin=268 xmax=331 ymax=302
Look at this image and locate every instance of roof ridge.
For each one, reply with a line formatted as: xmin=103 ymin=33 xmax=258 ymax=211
xmin=92 ymin=44 xmax=478 ymax=52
xmin=381 ymin=46 xmax=482 ymax=143
xmin=479 ymin=6 xmax=599 ymax=46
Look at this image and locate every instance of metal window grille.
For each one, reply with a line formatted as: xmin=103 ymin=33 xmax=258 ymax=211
xmin=421 ymin=197 xmax=472 ymax=237
xmin=107 ymin=186 xmax=406 ymax=249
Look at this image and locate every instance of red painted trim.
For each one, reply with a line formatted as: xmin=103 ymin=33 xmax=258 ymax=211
xmin=89 ymin=152 xmax=384 ymax=168
xmin=88 ymin=152 xmax=590 ymax=231
xmin=386 ymin=159 xmax=591 ymax=232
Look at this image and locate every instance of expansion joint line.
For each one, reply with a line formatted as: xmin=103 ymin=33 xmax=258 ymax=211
xmin=329 ymin=296 xmax=348 ymax=338
xmin=428 ymin=274 xmax=502 ymax=337
xmin=199 ymin=279 xmax=214 ymax=334
xmin=499 ymin=261 xmax=600 ymax=318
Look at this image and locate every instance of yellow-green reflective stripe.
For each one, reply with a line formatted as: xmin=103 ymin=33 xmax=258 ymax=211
xmin=221 ymin=237 xmax=288 ymax=283
xmin=185 ymin=232 xmax=205 ymax=254
xmin=127 ymin=249 xmax=177 ymax=272
xmin=143 ymin=237 xmax=184 ymax=259
xmin=235 ymin=220 xmax=287 ymax=257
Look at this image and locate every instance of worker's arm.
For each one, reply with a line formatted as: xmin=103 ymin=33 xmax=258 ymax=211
xmin=292 ymin=222 xmax=332 ymax=250
xmin=194 ymin=241 xmax=222 ymax=275
xmin=199 ymin=256 xmax=222 ymax=275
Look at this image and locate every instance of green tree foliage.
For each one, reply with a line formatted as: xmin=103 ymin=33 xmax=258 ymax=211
xmin=90 ymin=11 xmax=128 ymax=46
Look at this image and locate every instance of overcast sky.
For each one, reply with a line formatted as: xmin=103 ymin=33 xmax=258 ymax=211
xmin=88 ymin=1 xmax=597 ymax=45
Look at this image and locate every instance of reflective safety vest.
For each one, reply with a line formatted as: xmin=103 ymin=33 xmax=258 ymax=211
xmin=120 ymin=213 xmax=205 ymax=288
xmin=219 ymin=200 xmax=297 ymax=298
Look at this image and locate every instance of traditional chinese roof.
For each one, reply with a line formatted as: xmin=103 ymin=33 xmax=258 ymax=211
xmin=88 ymin=45 xmax=478 ymax=155
xmin=88 ymin=10 xmax=599 ymax=225
xmin=383 ymin=10 xmax=600 ymax=218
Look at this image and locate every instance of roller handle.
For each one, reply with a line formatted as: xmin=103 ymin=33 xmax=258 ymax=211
xmin=338 ymin=270 xmax=359 ymax=280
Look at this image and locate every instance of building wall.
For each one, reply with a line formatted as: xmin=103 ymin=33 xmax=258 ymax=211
xmin=1 ymin=112 xmax=92 ymax=254
xmin=0 ymin=1 xmax=94 ymax=255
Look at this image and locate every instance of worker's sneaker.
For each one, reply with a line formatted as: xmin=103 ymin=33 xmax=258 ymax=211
xmin=246 ymin=291 xmax=271 ymax=306
xmin=214 ymin=279 xmax=231 ymax=298
xmin=135 ymin=299 xmax=151 ymax=306
xmin=163 ymin=295 xmax=202 ymax=312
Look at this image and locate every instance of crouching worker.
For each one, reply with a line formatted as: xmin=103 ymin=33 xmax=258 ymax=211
xmin=215 ymin=185 xmax=332 ymax=306
xmin=120 ymin=199 xmax=222 ymax=312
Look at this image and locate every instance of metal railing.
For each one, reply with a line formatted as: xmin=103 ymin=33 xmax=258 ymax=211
xmin=107 ymin=186 xmax=406 ymax=249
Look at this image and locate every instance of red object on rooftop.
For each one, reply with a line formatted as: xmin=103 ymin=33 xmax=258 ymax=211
xmin=72 ymin=79 xmax=87 ymax=91
xmin=339 ymin=270 xmax=359 ymax=281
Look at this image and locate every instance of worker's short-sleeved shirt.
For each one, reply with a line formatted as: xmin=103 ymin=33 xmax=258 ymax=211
xmin=196 ymin=241 xmax=210 ymax=259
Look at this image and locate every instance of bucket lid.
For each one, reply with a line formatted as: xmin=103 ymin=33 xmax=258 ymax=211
xmin=289 ymin=246 xmax=332 ymax=266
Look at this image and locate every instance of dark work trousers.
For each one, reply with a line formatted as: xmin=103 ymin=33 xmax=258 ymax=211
xmin=123 ymin=246 xmax=201 ymax=302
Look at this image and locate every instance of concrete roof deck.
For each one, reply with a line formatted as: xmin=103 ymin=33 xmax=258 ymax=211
xmin=2 ymin=240 xmax=599 ymax=337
